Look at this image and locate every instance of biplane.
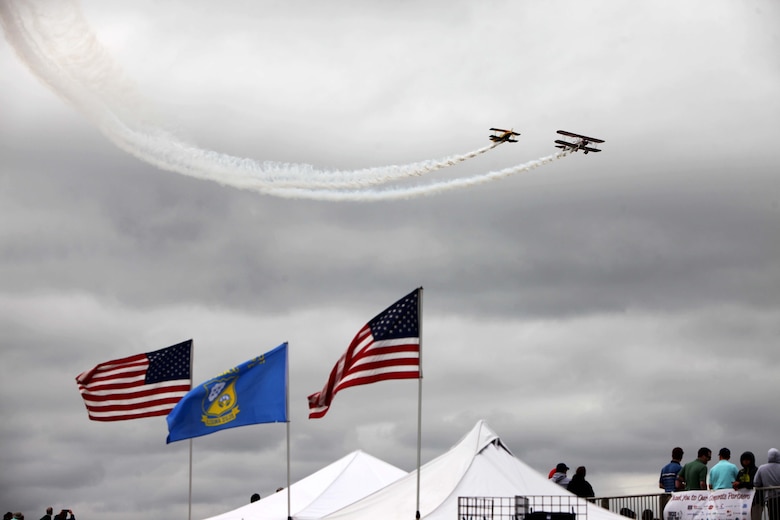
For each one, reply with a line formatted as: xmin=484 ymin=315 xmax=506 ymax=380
xmin=554 ymin=130 xmax=604 ymax=154
xmin=489 ymin=128 xmax=521 ymax=143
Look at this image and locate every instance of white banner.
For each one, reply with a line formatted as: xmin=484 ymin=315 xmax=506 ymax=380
xmin=664 ymin=490 xmax=755 ymax=520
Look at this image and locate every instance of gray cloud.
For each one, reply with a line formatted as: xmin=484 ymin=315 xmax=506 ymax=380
xmin=1 ymin=0 xmax=779 ymax=518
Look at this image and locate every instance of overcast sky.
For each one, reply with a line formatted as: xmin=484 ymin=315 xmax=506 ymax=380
xmin=1 ymin=0 xmax=779 ymax=518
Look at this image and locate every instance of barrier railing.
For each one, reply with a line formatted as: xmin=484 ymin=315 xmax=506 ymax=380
xmin=592 ymin=492 xmax=668 ymax=520
xmin=590 ymin=487 xmax=780 ymax=520
xmin=458 ymin=495 xmax=587 ymax=520
xmin=457 ymin=487 xmax=780 ymax=520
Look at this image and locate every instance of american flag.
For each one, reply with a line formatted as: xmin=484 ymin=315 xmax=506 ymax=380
xmin=308 ymin=288 xmax=421 ymax=419
xmin=76 ymin=340 xmax=192 ymax=422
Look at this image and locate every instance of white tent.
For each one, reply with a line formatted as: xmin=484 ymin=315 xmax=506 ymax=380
xmin=324 ymin=420 xmax=630 ymax=520
xmin=203 ymin=450 xmax=407 ymax=520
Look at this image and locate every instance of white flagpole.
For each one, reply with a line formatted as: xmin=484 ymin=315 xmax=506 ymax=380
xmin=286 ymin=342 xmax=292 ymax=520
xmin=187 ymin=340 xmax=195 ymax=520
xmin=188 ymin=439 xmax=193 ymax=520
xmin=415 ymin=287 xmax=424 ymax=520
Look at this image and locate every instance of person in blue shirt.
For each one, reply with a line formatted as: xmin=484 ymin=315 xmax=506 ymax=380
xmin=659 ymin=447 xmax=684 ymax=492
xmin=709 ymin=447 xmax=739 ymax=490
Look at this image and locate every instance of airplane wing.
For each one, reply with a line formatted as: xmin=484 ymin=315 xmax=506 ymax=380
xmin=554 ymin=139 xmax=577 ymax=148
xmin=490 ymin=128 xmax=510 ymax=132
xmin=557 ymin=130 xmax=604 ymax=143
xmin=582 ymin=146 xmax=601 ymax=153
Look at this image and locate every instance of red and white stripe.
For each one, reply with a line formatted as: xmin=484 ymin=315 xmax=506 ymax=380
xmin=308 ymin=324 xmax=419 ymax=419
xmin=76 ymin=353 xmax=190 ymax=422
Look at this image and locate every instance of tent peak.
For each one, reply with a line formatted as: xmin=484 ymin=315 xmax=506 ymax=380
xmin=455 ymin=420 xmax=513 ymax=457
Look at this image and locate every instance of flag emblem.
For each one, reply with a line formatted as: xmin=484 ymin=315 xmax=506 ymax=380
xmin=202 ymin=377 xmax=240 ymax=426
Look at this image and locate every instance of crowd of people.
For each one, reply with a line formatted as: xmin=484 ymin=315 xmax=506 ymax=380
xmin=658 ymin=446 xmax=780 ymax=520
xmin=3 ymin=508 xmax=75 ymax=520
xmin=548 ymin=446 xmax=780 ymax=520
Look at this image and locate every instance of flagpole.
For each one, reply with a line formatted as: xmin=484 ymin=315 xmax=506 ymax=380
xmin=286 ymin=342 xmax=292 ymax=520
xmin=415 ymin=287 xmax=423 ymax=520
xmin=286 ymin=420 xmax=291 ymax=520
xmin=188 ymin=340 xmax=195 ymax=520
xmin=188 ymin=439 xmax=193 ymax=520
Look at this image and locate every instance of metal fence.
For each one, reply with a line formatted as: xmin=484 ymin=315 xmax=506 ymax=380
xmin=594 ymin=487 xmax=780 ymax=520
xmin=457 ymin=488 xmax=780 ymax=520
xmin=592 ymin=492 xmax=667 ymax=520
xmin=458 ymin=495 xmax=587 ymax=520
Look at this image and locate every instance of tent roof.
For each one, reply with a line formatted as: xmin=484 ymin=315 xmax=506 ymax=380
xmin=324 ymin=420 xmax=631 ymax=520
xmin=203 ymin=450 xmax=407 ymax=520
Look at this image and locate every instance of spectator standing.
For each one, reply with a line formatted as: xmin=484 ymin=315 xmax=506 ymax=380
xmin=677 ymin=447 xmax=712 ymax=490
xmin=710 ymin=448 xmax=740 ymax=490
xmin=733 ymin=451 xmax=761 ymax=520
xmin=567 ymin=466 xmax=595 ymax=498
xmin=550 ymin=463 xmax=571 ymax=487
xmin=52 ymin=511 xmax=74 ymax=520
xmin=660 ymin=447 xmax=685 ymax=492
xmin=755 ymin=448 xmax=780 ymax=520
xmin=39 ymin=508 xmax=53 ymax=520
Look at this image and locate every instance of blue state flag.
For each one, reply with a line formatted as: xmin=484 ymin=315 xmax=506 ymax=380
xmin=166 ymin=343 xmax=288 ymax=443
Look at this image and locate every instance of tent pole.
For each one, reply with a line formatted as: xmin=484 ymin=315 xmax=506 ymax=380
xmin=415 ymin=287 xmax=424 ymax=520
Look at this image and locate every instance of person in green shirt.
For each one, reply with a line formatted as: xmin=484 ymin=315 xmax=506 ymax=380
xmin=677 ymin=447 xmax=712 ymax=490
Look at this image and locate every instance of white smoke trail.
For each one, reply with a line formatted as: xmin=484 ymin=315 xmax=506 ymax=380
xmin=260 ymin=150 xmax=571 ymax=201
xmin=0 ymin=0 xmax=507 ymax=190
xmin=0 ymin=0 xmax=572 ymax=200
